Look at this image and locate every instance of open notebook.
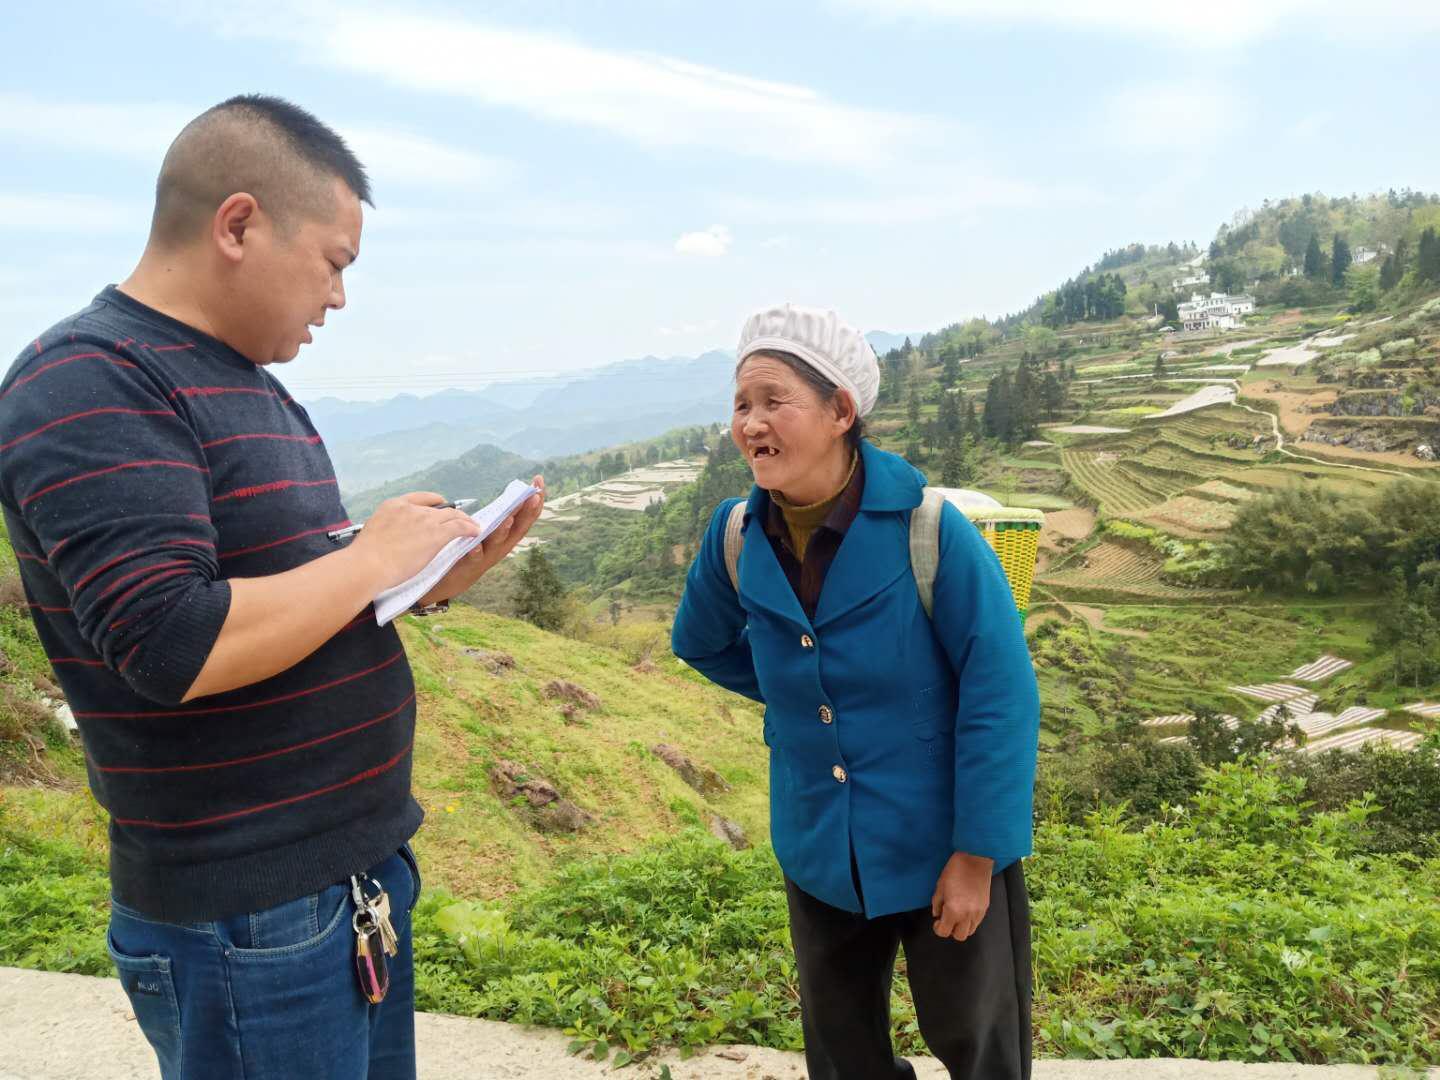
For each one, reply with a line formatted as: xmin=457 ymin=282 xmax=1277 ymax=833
xmin=373 ymin=480 xmax=540 ymax=626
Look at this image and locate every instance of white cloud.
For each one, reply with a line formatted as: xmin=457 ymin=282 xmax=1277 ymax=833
xmin=201 ymin=6 xmax=954 ymax=173
xmin=657 ymin=319 xmax=720 ymax=337
xmin=830 ymin=0 xmax=1440 ymax=46
xmin=0 ymin=93 xmax=510 ymax=191
xmin=675 ymin=225 xmax=732 ymax=257
xmin=0 ymin=94 xmax=189 ymax=159
xmin=1101 ymin=82 xmax=1249 ymax=154
xmin=0 ymin=193 xmax=142 ymax=232
xmin=339 ymin=130 xmax=510 ymax=190
xmin=717 ymin=174 xmax=1097 ymax=226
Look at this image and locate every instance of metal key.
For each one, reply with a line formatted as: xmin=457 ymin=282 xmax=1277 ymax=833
xmin=369 ymin=887 xmax=399 ymax=957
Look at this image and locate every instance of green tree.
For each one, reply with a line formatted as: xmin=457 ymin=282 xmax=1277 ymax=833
xmin=513 ymin=545 xmax=568 ymax=631
xmin=1379 ymin=254 xmax=1401 ymax=292
xmin=941 ymin=349 xmax=961 ymax=388
xmin=1372 ymin=567 xmax=1440 ymax=690
xmin=961 ymin=395 xmax=978 ymax=439
xmin=1211 ymin=257 xmax=1247 ymax=293
xmin=936 ymin=390 xmax=962 ymax=443
xmin=1419 ymin=227 xmax=1440 ymax=284
xmin=1346 ymin=264 xmax=1379 ymax=313
xmin=983 ymin=367 xmax=1013 ymax=442
xmin=940 ymin=434 xmax=977 ymax=487
xmin=906 ymin=385 xmax=921 ymax=431
xmin=1303 ymin=233 xmax=1324 ymax=278
xmin=1330 ymin=233 xmax=1352 ymax=287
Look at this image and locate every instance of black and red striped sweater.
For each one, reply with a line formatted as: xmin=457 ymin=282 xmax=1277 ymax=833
xmin=0 ymin=286 xmax=421 ymax=922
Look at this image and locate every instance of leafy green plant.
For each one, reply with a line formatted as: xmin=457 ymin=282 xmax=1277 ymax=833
xmin=411 ymin=758 xmax=1440 ymax=1068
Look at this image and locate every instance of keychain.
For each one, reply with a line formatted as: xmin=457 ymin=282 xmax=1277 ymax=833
xmin=351 ymin=873 xmax=398 ymax=1004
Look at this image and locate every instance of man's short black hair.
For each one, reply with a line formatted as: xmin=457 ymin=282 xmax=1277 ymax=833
xmin=151 ymin=93 xmax=372 ymax=246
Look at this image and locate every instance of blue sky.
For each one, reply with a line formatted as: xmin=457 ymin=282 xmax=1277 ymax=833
xmin=2 ymin=1 xmax=1437 ymax=400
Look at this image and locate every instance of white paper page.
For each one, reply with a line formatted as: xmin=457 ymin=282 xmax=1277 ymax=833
xmin=373 ymin=480 xmax=540 ymax=626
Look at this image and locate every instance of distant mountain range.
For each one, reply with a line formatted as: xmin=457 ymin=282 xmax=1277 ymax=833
xmin=311 ymin=332 xmax=924 ymax=493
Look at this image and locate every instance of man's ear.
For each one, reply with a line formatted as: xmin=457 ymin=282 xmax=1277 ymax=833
xmin=213 ymin=193 xmax=259 ymax=265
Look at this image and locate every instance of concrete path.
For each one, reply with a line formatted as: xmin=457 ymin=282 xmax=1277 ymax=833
xmin=1 ymin=967 xmax=1430 ymax=1079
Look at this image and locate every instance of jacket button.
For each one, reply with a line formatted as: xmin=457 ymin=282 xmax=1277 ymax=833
xmin=800 ymin=634 xmax=815 ymax=649
xmin=832 ymin=765 xmax=847 ymax=783
xmin=818 ymin=705 xmax=834 ymax=724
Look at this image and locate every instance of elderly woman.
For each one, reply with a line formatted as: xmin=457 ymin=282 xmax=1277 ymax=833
xmin=671 ymin=304 xmax=1040 ymax=1080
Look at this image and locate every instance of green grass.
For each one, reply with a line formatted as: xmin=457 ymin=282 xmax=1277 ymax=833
xmin=998 ymin=456 xmax=1066 ymax=471
xmin=387 ymin=610 xmax=770 ymax=899
xmin=412 ymin=759 xmax=1440 ymax=1068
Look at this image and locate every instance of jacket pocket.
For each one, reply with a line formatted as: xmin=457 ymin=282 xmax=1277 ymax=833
xmin=912 ymin=684 xmax=952 ymax=740
xmin=108 ymin=935 xmax=182 ymax=1076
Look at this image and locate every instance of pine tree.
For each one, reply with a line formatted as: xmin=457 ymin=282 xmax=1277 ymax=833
xmin=941 ymin=349 xmax=961 ymax=388
xmin=937 ymin=390 xmax=962 ymax=443
xmin=907 ymin=385 xmax=921 ymax=430
xmin=1041 ymin=371 xmax=1065 ymax=417
xmin=1331 ymin=233 xmax=1352 ymax=287
xmin=940 ymin=435 xmax=976 ymax=487
xmin=1379 ymin=254 xmax=1400 ymax=292
xmin=1303 ymin=233 xmax=1324 ymax=278
xmin=1011 ymin=356 xmax=1040 ymax=443
xmin=983 ymin=367 xmax=1014 ymax=443
xmin=1419 ymin=227 xmax=1440 ymax=284
xmin=961 ymin=395 xmax=978 ymax=439
xmin=513 ymin=546 xmax=567 ymax=632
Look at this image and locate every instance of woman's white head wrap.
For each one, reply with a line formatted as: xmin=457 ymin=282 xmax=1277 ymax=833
xmin=736 ymin=303 xmax=881 ymax=418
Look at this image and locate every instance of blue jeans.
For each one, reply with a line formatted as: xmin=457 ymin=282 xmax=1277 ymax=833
xmin=107 ymin=845 xmax=421 ymax=1080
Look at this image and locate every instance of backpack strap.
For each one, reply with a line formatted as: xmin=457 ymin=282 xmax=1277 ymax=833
xmin=723 ymin=501 xmax=747 ymax=592
xmin=909 ymin=488 xmax=945 ymax=620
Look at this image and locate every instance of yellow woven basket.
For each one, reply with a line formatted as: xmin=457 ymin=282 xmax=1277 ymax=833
xmin=960 ymin=507 xmax=1045 ymax=616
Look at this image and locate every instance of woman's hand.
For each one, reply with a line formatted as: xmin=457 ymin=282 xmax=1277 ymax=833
xmin=930 ymin=851 xmax=994 ymax=941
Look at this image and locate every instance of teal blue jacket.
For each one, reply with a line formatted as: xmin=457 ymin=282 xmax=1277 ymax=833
xmin=671 ymin=441 xmax=1040 ymax=917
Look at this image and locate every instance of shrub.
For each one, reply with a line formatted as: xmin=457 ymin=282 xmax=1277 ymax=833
xmin=415 ymin=760 xmax=1440 ymax=1067
xmin=1282 ymin=744 xmax=1440 ymax=856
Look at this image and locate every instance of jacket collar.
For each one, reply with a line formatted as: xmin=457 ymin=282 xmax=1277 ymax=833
xmin=737 ymin=441 xmax=927 ymax=629
xmin=742 ymin=440 xmax=925 ymax=521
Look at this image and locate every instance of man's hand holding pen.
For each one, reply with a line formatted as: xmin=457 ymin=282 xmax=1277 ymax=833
xmin=411 ymin=476 xmax=546 ymax=605
xmin=337 ymin=478 xmax=544 ymax=605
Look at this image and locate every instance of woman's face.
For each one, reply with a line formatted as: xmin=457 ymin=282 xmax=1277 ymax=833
xmin=731 ymin=354 xmax=851 ymax=494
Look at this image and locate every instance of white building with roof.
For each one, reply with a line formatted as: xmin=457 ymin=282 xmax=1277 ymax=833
xmin=1172 ymin=269 xmax=1211 ymax=289
xmin=1179 ymin=291 xmax=1255 ymax=332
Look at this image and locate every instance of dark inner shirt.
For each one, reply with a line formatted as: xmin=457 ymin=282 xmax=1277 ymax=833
xmin=761 ymin=452 xmax=866 ymax=620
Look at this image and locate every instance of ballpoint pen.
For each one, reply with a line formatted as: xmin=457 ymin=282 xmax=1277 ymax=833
xmin=327 ymin=499 xmax=478 ymax=542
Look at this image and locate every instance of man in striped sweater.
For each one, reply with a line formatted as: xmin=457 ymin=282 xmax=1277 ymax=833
xmin=0 ymin=95 xmax=543 ymax=1079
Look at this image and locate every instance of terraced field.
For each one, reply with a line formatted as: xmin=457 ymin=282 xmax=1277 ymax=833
xmin=1135 ymin=494 xmax=1239 ymax=535
xmin=1061 ymin=448 xmax=1157 ymax=513
xmin=1061 ymin=443 xmax=1227 ymax=514
xmin=1038 ymin=541 xmax=1210 ymax=598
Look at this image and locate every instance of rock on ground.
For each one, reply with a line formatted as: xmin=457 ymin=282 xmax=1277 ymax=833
xmin=2 ymin=968 xmax=1430 ymax=1080
xmin=652 ymin=742 xmax=731 ymax=796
